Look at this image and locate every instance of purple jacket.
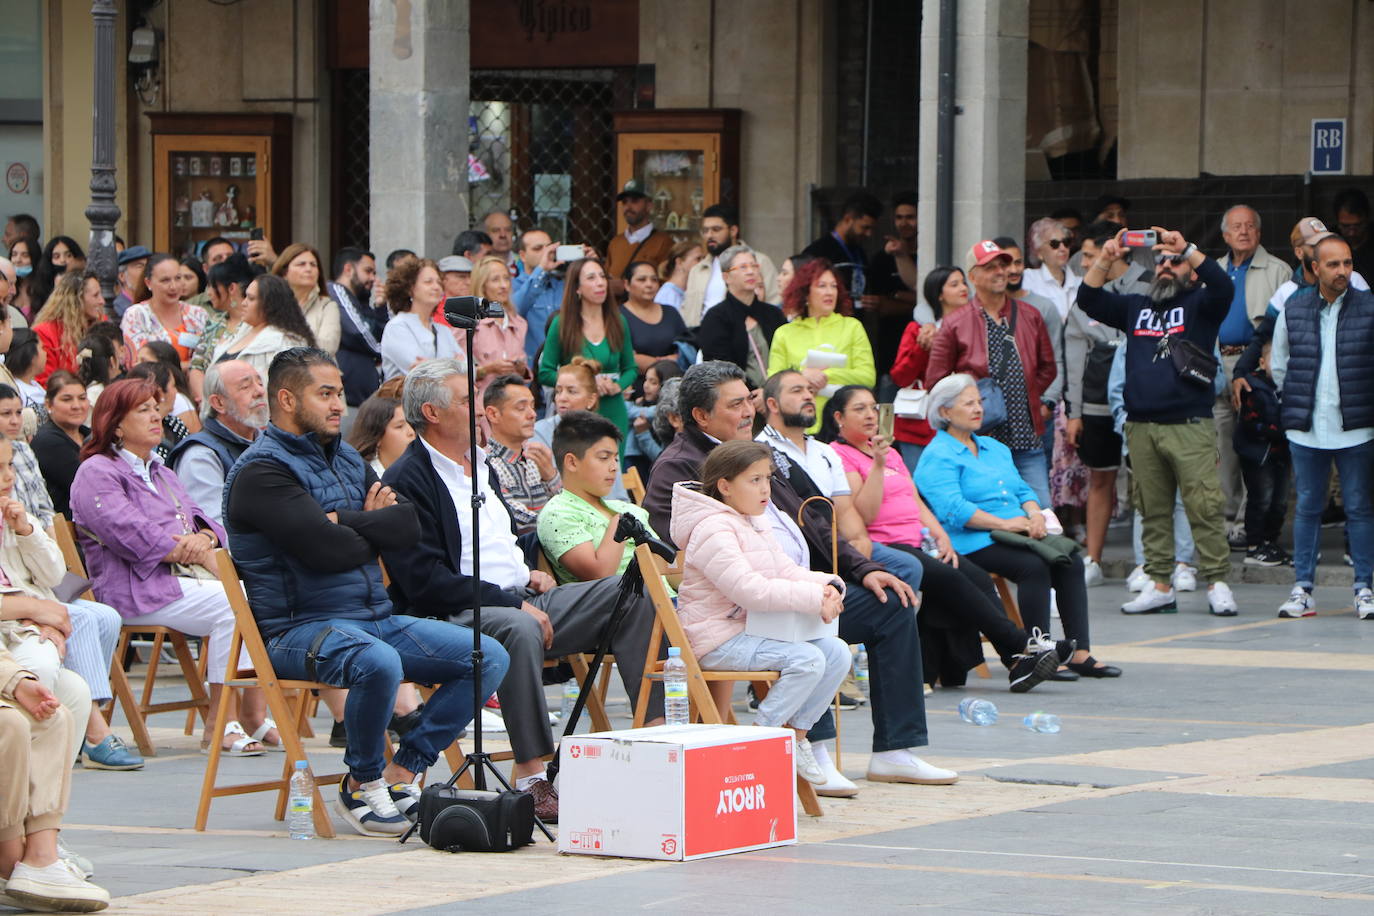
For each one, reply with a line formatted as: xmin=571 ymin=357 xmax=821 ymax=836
xmin=70 ymin=452 xmax=227 ymax=619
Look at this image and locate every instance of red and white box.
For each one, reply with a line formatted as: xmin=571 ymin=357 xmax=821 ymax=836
xmin=558 ymin=724 xmax=797 ymax=861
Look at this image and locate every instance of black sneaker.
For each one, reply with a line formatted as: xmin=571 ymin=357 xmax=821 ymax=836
xmin=837 ymin=693 xmax=862 ymax=710
xmin=389 ymin=705 xmax=424 ymax=738
xmin=1245 ymin=543 xmax=1284 ymax=567
xmin=329 ymin=721 xmax=347 ymax=749
xmin=747 ymin=685 xmax=760 ymax=710
xmin=1007 ymin=648 xmax=1059 ymax=693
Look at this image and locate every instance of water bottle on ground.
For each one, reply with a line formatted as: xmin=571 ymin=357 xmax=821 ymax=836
xmin=664 ymin=647 xmax=690 ymax=726
xmin=920 ymin=527 xmax=941 ymax=558
xmin=559 ymin=679 xmax=580 ymax=722
xmin=958 ymin=697 xmax=998 ymax=726
xmin=288 ymin=760 xmax=315 ymax=840
xmin=853 ymin=644 xmax=870 ymax=699
xmin=1023 ymin=712 xmax=1061 ymax=733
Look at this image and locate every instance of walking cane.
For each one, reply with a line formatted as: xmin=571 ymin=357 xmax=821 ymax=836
xmin=797 ymin=495 xmax=844 ymax=768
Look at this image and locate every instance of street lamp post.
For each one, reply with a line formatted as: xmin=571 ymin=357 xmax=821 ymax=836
xmin=85 ymin=0 xmax=122 ymax=307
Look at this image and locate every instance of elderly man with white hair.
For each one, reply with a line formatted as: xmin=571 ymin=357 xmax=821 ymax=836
xmin=0 ymin=257 xmax=30 ymax=327
xmin=915 ymin=373 xmax=1121 ymax=679
xmin=168 ymin=359 xmax=268 ymax=525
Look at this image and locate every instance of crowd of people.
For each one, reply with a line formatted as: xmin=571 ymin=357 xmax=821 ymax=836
xmin=2 ymin=180 xmax=1372 ymax=909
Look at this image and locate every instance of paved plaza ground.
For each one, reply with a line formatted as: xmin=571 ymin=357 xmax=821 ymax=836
xmin=7 ymin=537 xmax=1373 ymax=915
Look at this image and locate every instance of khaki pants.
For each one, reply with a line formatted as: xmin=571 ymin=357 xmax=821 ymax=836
xmin=1125 ymin=419 xmax=1230 ymax=587
xmin=0 ymin=701 xmax=73 ymax=842
xmin=1212 ymin=351 xmax=1246 ymax=521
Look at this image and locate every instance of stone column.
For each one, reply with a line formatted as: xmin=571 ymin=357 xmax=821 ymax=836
xmin=917 ymin=0 xmax=1027 ymax=279
xmin=370 ymin=0 xmax=470 ymax=262
xmin=85 ymin=0 xmax=122 ymax=306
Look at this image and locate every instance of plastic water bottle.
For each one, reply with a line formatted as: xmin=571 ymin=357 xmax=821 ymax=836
xmin=287 ymin=760 xmax=315 ymax=840
xmin=958 ymin=697 xmax=998 ymax=726
xmin=1024 ymin=712 xmax=1061 ymax=734
xmin=853 ymin=645 xmax=870 ymax=699
xmin=664 ymin=647 xmax=690 ymax=726
xmin=559 ymin=679 xmax=580 ymax=722
xmin=919 ymin=527 xmax=941 ymax=558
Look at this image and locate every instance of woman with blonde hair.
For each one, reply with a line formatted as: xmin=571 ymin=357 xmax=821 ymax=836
xmin=270 ymin=242 xmax=340 ymax=355
xmin=467 ymin=255 xmax=529 ymax=398
xmin=32 ymin=270 xmax=107 ymax=386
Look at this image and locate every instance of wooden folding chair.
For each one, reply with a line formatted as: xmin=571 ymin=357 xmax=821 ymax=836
xmin=53 ymin=518 xmax=210 ymax=757
xmin=629 ymin=545 xmax=824 ymax=817
xmin=622 ymin=466 xmax=646 ymax=505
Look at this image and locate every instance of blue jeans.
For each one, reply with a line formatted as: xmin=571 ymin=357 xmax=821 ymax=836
xmin=699 ymin=634 xmax=850 ymax=731
xmin=1290 ymin=439 xmax=1374 ymax=591
xmin=267 ymin=616 xmax=510 ymax=782
xmin=871 ymin=541 xmax=924 ymax=591
xmin=1012 ymin=447 xmax=1051 ymax=506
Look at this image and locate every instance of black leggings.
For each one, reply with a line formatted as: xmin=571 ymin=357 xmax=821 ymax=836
xmin=885 ymin=542 xmax=1028 ymax=665
xmin=964 ymin=543 xmax=1090 ymax=652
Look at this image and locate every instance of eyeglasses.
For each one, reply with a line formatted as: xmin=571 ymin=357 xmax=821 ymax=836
xmin=1046 ymin=238 xmax=1070 ymax=250
xmin=1154 ymin=253 xmax=1186 ymax=266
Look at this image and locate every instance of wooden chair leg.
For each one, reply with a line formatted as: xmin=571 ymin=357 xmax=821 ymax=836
xmin=141 ymin=632 xmax=165 ymax=711
xmin=185 ymin=637 xmax=209 ymax=736
xmin=170 ymin=633 xmax=212 ymax=730
xmin=797 ymin=776 xmax=823 ymax=817
xmin=194 ymin=655 xmax=241 ymax=832
xmin=108 ymin=642 xmax=156 ymax=757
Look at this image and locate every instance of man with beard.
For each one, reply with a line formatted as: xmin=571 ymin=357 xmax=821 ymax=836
xmin=329 ymin=247 xmax=386 ymax=409
xmin=1079 ymin=227 xmax=1238 ymax=616
xmin=681 ymin=204 xmax=779 ymax=327
xmin=645 ymin=361 xmax=957 ymax=795
xmin=225 ymin=348 xmax=508 ymax=836
xmin=606 ymin=180 xmax=675 ymax=298
xmin=1270 ymin=235 xmax=1374 ymax=620
xmin=169 ymin=359 xmax=268 ymax=525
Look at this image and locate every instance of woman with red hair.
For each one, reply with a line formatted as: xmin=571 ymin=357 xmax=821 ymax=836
xmin=68 ymin=379 xmax=278 ymax=755
xmin=766 ymin=258 xmax=875 ymax=432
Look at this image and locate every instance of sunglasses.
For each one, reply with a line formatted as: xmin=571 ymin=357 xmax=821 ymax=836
xmin=1154 ymin=253 xmax=1186 ymax=266
xmin=1046 ymin=238 xmax=1070 ymax=250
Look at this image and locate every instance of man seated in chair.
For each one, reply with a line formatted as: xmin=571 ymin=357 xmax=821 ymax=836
xmin=381 ymin=360 xmax=664 ymax=824
xmin=224 ymin=348 xmax=510 ymax=838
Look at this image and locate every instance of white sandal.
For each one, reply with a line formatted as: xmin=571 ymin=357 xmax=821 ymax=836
xmin=202 ymin=720 xmax=266 ymax=757
xmin=248 ymin=719 xmax=285 ymax=753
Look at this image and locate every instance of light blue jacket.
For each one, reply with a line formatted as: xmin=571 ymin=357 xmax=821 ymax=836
xmin=512 ymin=267 xmax=565 ymax=362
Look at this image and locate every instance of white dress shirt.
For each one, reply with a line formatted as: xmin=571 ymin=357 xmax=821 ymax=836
xmin=419 ymin=437 xmax=530 ymax=590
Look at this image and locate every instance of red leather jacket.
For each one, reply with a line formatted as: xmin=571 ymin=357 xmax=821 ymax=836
xmin=890 ymin=321 xmax=936 ymax=446
xmin=923 ymin=297 xmax=1057 ymax=437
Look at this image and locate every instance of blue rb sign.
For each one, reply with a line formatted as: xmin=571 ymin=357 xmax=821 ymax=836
xmin=1311 ymin=119 xmax=1346 ymax=175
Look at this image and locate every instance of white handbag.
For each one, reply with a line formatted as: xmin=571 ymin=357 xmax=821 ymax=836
xmin=892 ymin=383 xmax=929 ymax=419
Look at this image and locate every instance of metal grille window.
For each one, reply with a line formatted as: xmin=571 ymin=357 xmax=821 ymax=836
xmin=331 ymin=68 xmax=372 ymax=252
xmin=469 ymin=69 xmax=635 ymax=248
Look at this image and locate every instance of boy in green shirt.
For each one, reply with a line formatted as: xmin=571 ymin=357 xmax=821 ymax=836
xmin=537 ymin=410 xmax=662 ymax=584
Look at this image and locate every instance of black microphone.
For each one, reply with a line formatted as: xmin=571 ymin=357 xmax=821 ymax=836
xmin=443 ymin=295 xmax=505 ymax=328
xmin=613 ymin=512 xmax=677 ymax=561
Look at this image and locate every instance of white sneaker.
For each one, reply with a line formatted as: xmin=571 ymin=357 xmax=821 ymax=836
xmin=1356 ymin=587 xmax=1374 ymax=620
xmin=1277 ymin=587 xmax=1316 ymax=618
xmin=5 ymin=859 xmax=110 ymax=913
xmin=1121 ymin=586 xmax=1177 ymax=615
xmin=477 ymin=708 xmax=507 ymax=734
xmin=1042 ymin=508 xmax=1064 ymax=535
xmin=1050 ymin=588 xmax=1060 ymax=619
xmin=1208 ymin=582 xmax=1238 ymax=617
xmin=794 ymin=738 xmax=826 ymax=785
xmin=866 ymin=749 xmax=958 ymax=785
xmin=1125 ymin=565 xmax=1151 ymax=593
xmin=58 ymin=839 xmax=94 ymax=879
xmin=814 ymin=758 xmax=860 ymax=798
xmin=1083 ymin=559 xmax=1104 ymax=587
xmin=1172 ymin=564 xmax=1198 ymax=592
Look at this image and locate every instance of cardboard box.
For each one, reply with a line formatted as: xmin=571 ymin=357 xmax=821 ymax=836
xmin=558 ymin=724 xmax=797 ymax=861
xmin=745 ymin=610 xmax=838 ymax=644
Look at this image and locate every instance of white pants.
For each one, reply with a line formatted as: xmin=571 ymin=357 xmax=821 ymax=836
xmin=129 ymin=577 xmax=241 ymax=684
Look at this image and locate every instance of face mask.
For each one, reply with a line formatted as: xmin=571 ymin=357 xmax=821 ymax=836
xmin=14 ymin=265 xmax=31 ymax=278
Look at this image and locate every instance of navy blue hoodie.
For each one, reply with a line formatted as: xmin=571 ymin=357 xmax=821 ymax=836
xmin=1077 ymin=257 xmax=1233 ymax=423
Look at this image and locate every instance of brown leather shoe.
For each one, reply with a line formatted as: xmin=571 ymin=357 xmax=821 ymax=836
xmin=525 ymin=778 xmax=559 ymax=823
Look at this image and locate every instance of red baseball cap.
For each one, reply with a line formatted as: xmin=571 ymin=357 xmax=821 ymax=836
xmin=968 ymin=239 xmax=1013 ymax=269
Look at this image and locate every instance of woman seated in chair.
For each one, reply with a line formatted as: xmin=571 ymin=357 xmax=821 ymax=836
xmin=818 ymin=384 xmax=1070 ymax=692
xmin=670 ymin=441 xmax=850 ymax=786
xmin=68 ymin=378 xmax=282 ymax=755
xmin=915 ymin=374 xmax=1121 ymax=680
xmin=0 ymin=434 xmax=144 ymax=771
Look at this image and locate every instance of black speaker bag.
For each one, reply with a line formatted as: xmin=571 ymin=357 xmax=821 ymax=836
xmin=417 ymin=786 xmax=534 ymax=853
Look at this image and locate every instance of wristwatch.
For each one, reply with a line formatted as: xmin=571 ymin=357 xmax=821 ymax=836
xmin=1180 ymin=242 xmax=1198 ymax=260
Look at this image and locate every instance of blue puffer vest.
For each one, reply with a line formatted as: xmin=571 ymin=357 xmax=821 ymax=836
xmin=1279 ymin=286 xmax=1374 ymax=433
xmin=224 ymin=423 xmax=390 ymax=639
xmin=168 ymin=416 xmax=252 ymax=475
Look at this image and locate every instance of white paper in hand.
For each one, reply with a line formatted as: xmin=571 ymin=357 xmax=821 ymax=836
xmin=803 ymin=348 xmax=848 ymax=370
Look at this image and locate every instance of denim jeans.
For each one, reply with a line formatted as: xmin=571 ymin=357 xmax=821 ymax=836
xmin=699 ymin=633 xmax=850 ymax=730
xmin=870 ymin=541 xmax=924 ymax=592
xmin=1290 ymin=439 xmax=1374 ymax=590
xmin=1012 ymin=447 xmax=1051 ymax=507
xmin=267 ymin=615 xmax=510 ymax=782
xmin=1240 ymin=454 xmax=1290 ymax=547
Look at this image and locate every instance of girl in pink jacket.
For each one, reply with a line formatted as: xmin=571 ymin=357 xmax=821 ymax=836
xmin=669 ymin=440 xmax=851 ymax=785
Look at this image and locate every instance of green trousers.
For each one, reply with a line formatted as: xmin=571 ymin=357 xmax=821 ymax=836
xmin=1125 ymin=419 xmax=1230 ymax=587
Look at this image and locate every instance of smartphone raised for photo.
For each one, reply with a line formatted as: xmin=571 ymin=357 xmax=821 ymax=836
xmin=555 ymin=244 xmax=584 ymax=263
xmin=1122 ymin=229 xmax=1157 ymax=248
xmin=878 ymin=402 xmax=895 ymax=440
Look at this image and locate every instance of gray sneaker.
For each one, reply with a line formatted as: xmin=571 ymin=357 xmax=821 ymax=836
xmin=1356 ymin=587 xmax=1374 ymax=620
xmin=1277 ymin=587 xmax=1316 ymax=618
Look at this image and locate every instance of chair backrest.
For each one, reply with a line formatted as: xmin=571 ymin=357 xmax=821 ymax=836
xmin=634 ymin=543 xmax=725 ymax=725
xmin=623 ymin=466 xmax=646 ymax=505
xmin=52 ymin=517 xmax=96 ymax=601
xmin=212 ymin=548 xmax=283 ymax=684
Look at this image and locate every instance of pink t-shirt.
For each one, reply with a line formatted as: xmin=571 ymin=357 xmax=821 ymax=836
xmin=832 ymin=441 xmax=924 ymax=547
